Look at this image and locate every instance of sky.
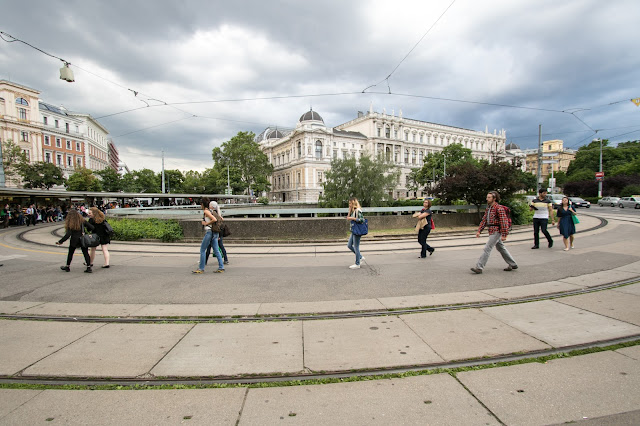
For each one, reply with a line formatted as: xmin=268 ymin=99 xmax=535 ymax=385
xmin=2 ymin=0 xmax=639 ymax=173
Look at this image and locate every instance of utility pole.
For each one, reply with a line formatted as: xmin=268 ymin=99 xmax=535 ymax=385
xmin=443 ymin=155 xmax=446 ymax=177
xmin=161 ymin=149 xmax=166 ymax=194
xmin=536 ymin=124 xmax=542 ymax=193
xmin=598 ymin=138 xmax=603 ymax=198
xmin=0 ymin=141 xmax=5 ymax=188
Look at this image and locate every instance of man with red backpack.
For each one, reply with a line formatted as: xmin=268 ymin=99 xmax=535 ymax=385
xmin=471 ymin=191 xmax=518 ymax=274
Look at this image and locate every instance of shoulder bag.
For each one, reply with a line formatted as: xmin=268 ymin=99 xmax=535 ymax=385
xmin=210 ymin=211 xmax=221 ymax=233
xmin=104 ymin=220 xmax=114 ymax=235
xmin=352 ymin=218 xmax=368 ymax=236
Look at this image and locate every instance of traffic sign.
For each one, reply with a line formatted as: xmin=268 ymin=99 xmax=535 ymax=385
xmin=595 ymin=171 xmax=604 ymax=182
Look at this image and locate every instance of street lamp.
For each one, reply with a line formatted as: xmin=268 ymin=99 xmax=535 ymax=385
xmin=596 ymin=139 xmax=603 ymax=198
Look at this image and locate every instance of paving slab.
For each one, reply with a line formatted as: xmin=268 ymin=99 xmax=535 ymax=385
xmin=0 ymin=300 xmax=44 ymax=314
xmin=614 ymin=260 xmax=640 ymax=274
xmin=0 ymin=388 xmax=246 ymax=425
xmin=613 ymin=282 xmax=640 ymax=296
xmin=616 ymin=345 xmax=640 ymax=361
xmin=18 ymin=302 xmax=147 ymax=317
xmin=559 ymin=269 xmax=639 ymax=287
xmin=400 ymin=309 xmax=550 ymax=361
xmin=303 ymin=316 xmax=443 ymax=371
xmin=563 ymin=409 xmax=640 ymax=425
xmin=557 ymin=290 xmax=640 ymax=326
xmin=481 ymin=300 xmax=640 ymax=347
xmin=240 ymin=373 xmax=499 ymax=425
xmin=378 ymin=290 xmax=498 ymax=310
xmin=256 ymin=298 xmax=385 ymax=315
xmin=0 ymin=389 xmax=42 ymax=419
xmin=22 ymin=323 xmax=193 ymax=378
xmin=132 ymin=303 xmax=261 ymax=317
xmin=480 ymin=280 xmax=584 ymax=299
xmin=457 ymin=351 xmax=640 ymax=426
xmin=152 ymin=321 xmax=303 ymax=377
xmin=0 ymin=320 xmax=103 ymax=376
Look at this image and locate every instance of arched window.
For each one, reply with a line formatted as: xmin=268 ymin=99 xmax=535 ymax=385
xmin=297 ymin=141 xmax=302 ymax=157
xmin=315 ymin=141 xmax=322 ymax=159
xmin=412 ymin=149 xmax=417 ymax=164
xmin=385 ymin=146 xmax=391 ymax=161
xmin=404 ymin=149 xmax=409 ymax=163
xmin=16 ymin=97 xmax=29 ymax=106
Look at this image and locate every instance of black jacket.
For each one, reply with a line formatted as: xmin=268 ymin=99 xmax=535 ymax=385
xmin=88 ymin=218 xmax=111 ymax=244
xmin=58 ymin=222 xmax=94 ymax=248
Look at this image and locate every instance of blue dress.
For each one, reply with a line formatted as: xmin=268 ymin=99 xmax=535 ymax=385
xmin=556 ymin=206 xmax=576 ymax=238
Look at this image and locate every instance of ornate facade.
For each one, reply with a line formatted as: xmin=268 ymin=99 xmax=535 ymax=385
xmin=258 ymin=107 xmax=508 ymax=202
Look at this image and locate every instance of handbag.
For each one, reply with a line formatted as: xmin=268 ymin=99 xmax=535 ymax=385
xmin=430 ymin=217 xmax=435 ymax=230
xmin=352 ymin=219 xmax=368 ymax=236
xmin=415 ymin=217 xmax=427 ymax=232
xmin=209 ymin=211 xmax=221 ymax=233
xmin=571 ymin=214 xmax=579 ymax=225
xmin=104 ymin=220 xmax=114 ymax=235
xmin=221 ymin=222 xmax=231 ymax=237
xmin=81 ymin=233 xmax=101 ymax=248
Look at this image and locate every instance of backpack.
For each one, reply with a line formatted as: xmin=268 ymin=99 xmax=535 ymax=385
xmin=499 ymin=205 xmax=513 ymax=232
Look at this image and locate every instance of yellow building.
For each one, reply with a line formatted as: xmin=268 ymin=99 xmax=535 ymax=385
xmin=525 ymin=140 xmax=575 ymax=179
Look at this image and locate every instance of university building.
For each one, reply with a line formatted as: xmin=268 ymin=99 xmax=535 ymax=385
xmin=258 ymin=107 xmax=507 ymax=202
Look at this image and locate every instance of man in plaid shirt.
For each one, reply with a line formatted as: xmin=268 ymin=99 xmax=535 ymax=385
xmin=471 ymin=191 xmax=518 ymax=274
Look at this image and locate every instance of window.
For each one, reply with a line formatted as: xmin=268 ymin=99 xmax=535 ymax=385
xmin=377 ymin=128 xmax=381 ymax=137
xmin=405 ymin=132 xmax=408 ymax=141
xmin=385 ymin=126 xmax=390 ymax=138
xmin=24 ymin=150 xmax=30 ymax=161
xmin=77 ymin=157 xmax=82 ymax=167
xmin=76 ymin=142 xmax=81 ymax=151
xmin=297 ymin=141 xmax=302 ymax=157
xmin=56 ymin=138 xmax=61 ymax=148
xmin=65 ymin=123 xmax=69 ymax=133
xmin=333 ymin=150 xmax=338 ymax=159
xmin=420 ymin=134 xmax=423 ymax=143
xmin=16 ymin=97 xmax=28 ymax=105
xmin=404 ymin=149 xmax=409 ymax=163
xmin=67 ymin=155 xmax=73 ymax=167
xmin=412 ymin=134 xmax=416 ymax=142
xmin=56 ymin=154 xmax=62 ymax=165
xmin=21 ymin=131 xmax=28 ymax=141
xmin=75 ymin=125 xmax=79 ymax=133
xmin=43 ymin=116 xmax=48 ymax=125
xmin=315 ymin=141 xmax=322 ymax=159
xmin=55 ymin=120 xmax=59 ymax=128
xmin=44 ymin=135 xmax=50 ymax=146
xmin=45 ymin=152 xmax=51 ymax=163
xmin=296 ymin=172 xmax=301 ymax=184
xmin=412 ymin=150 xmax=417 ymax=164
xmin=385 ymin=146 xmax=391 ymax=161
xmin=66 ymin=140 xmax=71 ymax=150
xmin=317 ymin=171 xmax=323 ymax=183
xmin=19 ymin=108 xmax=27 ymax=120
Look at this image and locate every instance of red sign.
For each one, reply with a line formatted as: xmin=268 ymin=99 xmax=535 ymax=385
xmin=595 ymin=171 xmax=604 ymax=181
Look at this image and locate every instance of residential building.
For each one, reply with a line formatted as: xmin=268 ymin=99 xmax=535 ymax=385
xmin=69 ymin=112 xmax=110 ymax=171
xmin=0 ymin=80 xmax=42 ymax=186
xmin=39 ymin=102 xmax=85 ymax=179
xmin=258 ymin=107 xmax=508 ymax=202
xmin=524 ymin=140 xmax=576 ymax=179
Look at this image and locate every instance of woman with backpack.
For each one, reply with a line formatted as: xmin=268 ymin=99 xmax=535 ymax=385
xmin=346 ymin=197 xmax=366 ymax=269
xmin=413 ymin=199 xmax=435 ymax=258
xmin=87 ymin=207 xmax=112 ymax=268
xmin=193 ymin=197 xmax=224 ymax=274
xmin=56 ymin=209 xmax=94 ymax=273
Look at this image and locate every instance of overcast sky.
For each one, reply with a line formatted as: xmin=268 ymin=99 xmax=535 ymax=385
xmin=2 ymin=0 xmax=639 ymax=172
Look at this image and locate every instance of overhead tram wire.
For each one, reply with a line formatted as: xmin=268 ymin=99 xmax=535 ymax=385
xmin=113 ymin=116 xmax=196 ymax=139
xmin=361 ymin=0 xmax=457 ymax=93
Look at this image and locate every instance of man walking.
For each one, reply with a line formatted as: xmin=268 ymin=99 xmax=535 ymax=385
xmin=530 ymin=188 xmax=555 ymax=249
xmin=471 ymin=191 xmax=518 ymax=274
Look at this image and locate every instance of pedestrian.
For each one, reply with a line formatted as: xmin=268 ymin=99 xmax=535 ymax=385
xmin=346 ymin=197 xmax=365 ymax=269
xmin=471 ymin=191 xmax=518 ymax=274
xmin=192 ymin=198 xmax=224 ymax=274
xmin=25 ymin=204 xmax=34 ymax=226
xmin=1 ymin=204 xmax=9 ymax=228
xmin=205 ymin=200 xmax=229 ymax=265
xmin=556 ymin=196 xmax=577 ymax=251
xmin=530 ymin=188 xmax=555 ymax=249
xmin=413 ymin=199 xmax=435 ymax=258
xmin=55 ymin=209 xmax=94 ymax=273
xmin=87 ymin=207 xmax=111 ymax=268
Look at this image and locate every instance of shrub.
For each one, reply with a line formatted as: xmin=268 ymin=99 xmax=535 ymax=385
xmin=257 ymin=196 xmax=269 ymax=205
xmin=502 ymin=199 xmax=533 ymax=225
xmin=620 ymin=184 xmax=640 ymax=197
xmin=108 ymin=218 xmax=183 ymax=242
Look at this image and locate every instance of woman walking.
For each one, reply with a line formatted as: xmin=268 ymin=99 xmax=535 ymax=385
xmin=556 ymin=196 xmax=577 ymax=251
xmin=193 ymin=198 xmax=224 ymax=274
xmin=55 ymin=209 xmax=94 ymax=273
xmin=346 ymin=197 xmax=365 ymax=269
xmin=413 ymin=199 xmax=435 ymax=258
xmin=87 ymin=207 xmax=111 ymax=268
xmin=206 ymin=200 xmax=228 ymax=265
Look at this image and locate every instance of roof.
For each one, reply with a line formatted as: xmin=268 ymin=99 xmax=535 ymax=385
xmin=332 ymin=128 xmax=367 ymax=139
xmin=299 ymin=109 xmax=324 ymax=123
xmin=39 ymin=102 xmax=70 ymax=116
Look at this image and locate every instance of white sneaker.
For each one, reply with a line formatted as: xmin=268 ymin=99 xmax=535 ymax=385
xmin=360 ymin=256 xmax=365 ymax=262
xmin=349 ymin=264 xmax=360 ymax=269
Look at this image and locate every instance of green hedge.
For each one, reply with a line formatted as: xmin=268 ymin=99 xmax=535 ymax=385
xmin=108 ymin=218 xmax=184 ymax=242
xmin=502 ymin=199 xmax=534 ymax=225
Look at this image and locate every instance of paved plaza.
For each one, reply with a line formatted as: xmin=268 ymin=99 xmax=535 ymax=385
xmin=0 ymin=208 xmax=639 ymax=424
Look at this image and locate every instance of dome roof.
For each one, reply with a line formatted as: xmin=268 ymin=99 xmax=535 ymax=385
xmin=505 ymin=142 xmax=520 ymax=150
xmin=267 ymin=129 xmax=285 ymax=139
xmin=299 ymin=109 xmax=324 ymax=124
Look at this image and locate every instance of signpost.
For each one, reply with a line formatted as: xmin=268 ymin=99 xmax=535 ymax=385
xmin=595 ymin=171 xmax=604 ymax=182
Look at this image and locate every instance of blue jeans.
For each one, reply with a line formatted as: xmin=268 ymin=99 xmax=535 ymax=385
xmin=199 ymin=231 xmax=224 ymax=271
xmin=210 ymin=232 xmax=224 ymax=270
xmin=347 ymin=233 xmax=362 ymax=265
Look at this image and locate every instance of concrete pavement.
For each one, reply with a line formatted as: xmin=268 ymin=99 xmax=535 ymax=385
xmin=0 ymin=211 xmax=639 ymax=424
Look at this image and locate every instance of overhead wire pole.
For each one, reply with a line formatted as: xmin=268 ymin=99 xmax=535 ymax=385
xmin=537 ymin=124 xmax=542 ymax=193
xmin=161 ymin=149 xmax=166 ymax=194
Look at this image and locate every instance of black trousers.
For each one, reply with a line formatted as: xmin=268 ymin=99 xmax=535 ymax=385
xmin=418 ymin=227 xmax=433 ymax=257
xmin=533 ymin=218 xmax=553 ymax=247
xmin=66 ymin=245 xmax=91 ymax=266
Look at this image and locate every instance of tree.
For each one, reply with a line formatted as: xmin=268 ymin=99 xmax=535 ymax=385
xmin=409 ymin=144 xmax=475 ymax=190
xmin=435 ymin=160 xmax=524 ymax=210
xmin=121 ymin=169 xmax=160 ymax=193
xmin=321 ymin=153 xmax=400 ymax=207
xmin=157 ymin=169 xmax=184 ymax=193
xmin=212 ymin=131 xmax=274 ymax=195
xmin=18 ymin=162 xmax=65 ymax=189
xmin=95 ymin=168 xmax=123 ymax=192
xmin=66 ymin=167 xmax=102 ymax=191
xmin=1 ymin=139 xmax=28 ymax=182
xmin=181 ymin=170 xmax=205 ymax=193
xmin=567 ymin=140 xmax=640 ymax=178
